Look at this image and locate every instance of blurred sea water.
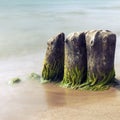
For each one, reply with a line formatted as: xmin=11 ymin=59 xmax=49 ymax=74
xmin=0 ymin=0 xmax=120 ymax=79
xmin=0 ymin=0 xmax=120 ymax=58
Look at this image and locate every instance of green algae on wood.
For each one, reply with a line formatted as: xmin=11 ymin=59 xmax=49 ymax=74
xmin=42 ymin=33 xmax=65 ymax=82
xmin=61 ymin=32 xmax=87 ymax=88
xmin=79 ymin=68 xmax=115 ymax=91
xmin=9 ymin=78 xmax=21 ymax=85
xmin=81 ymin=30 xmax=116 ymax=90
xmin=61 ymin=67 xmax=85 ymax=89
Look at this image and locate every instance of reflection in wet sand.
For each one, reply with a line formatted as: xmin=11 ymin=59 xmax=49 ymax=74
xmin=43 ymin=84 xmax=66 ymax=107
xmin=43 ymin=82 xmax=118 ymax=108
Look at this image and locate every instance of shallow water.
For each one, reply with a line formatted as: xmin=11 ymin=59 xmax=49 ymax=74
xmin=0 ymin=0 xmax=120 ymax=120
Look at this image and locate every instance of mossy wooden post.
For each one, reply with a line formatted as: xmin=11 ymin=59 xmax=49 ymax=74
xmin=42 ymin=33 xmax=65 ymax=82
xmin=84 ymin=30 xmax=116 ymax=90
xmin=61 ymin=32 xmax=87 ymax=88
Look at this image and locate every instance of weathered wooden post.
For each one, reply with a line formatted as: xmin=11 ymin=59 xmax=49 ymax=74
xmin=82 ymin=30 xmax=116 ymax=90
xmin=61 ymin=32 xmax=87 ymax=88
xmin=42 ymin=33 xmax=65 ymax=82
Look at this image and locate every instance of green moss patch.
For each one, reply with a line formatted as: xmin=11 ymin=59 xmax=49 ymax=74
xmin=9 ymin=78 xmax=21 ymax=85
xmin=60 ymin=67 xmax=86 ymax=89
xmin=42 ymin=60 xmax=64 ymax=82
xmin=60 ymin=68 xmax=115 ymax=91
xmin=79 ymin=68 xmax=115 ymax=91
xmin=29 ymin=73 xmax=40 ymax=80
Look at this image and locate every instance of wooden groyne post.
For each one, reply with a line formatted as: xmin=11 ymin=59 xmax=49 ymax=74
xmin=82 ymin=30 xmax=116 ymax=90
xmin=42 ymin=33 xmax=65 ymax=82
xmin=61 ymin=32 xmax=87 ymax=88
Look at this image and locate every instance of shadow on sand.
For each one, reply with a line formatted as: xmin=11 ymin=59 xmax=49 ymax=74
xmin=112 ymin=78 xmax=120 ymax=90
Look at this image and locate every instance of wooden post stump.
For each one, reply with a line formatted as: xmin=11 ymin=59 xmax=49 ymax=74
xmin=82 ymin=30 xmax=116 ymax=90
xmin=42 ymin=33 xmax=65 ymax=82
xmin=61 ymin=32 xmax=87 ymax=88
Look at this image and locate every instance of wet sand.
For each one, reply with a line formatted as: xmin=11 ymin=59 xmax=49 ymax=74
xmin=0 ymin=80 xmax=120 ymax=120
xmin=0 ymin=77 xmax=120 ymax=120
xmin=0 ymin=54 xmax=120 ymax=120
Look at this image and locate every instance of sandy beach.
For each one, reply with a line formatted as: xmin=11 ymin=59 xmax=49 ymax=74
xmin=0 ymin=52 xmax=120 ymax=120
xmin=1 ymin=82 xmax=120 ymax=120
xmin=0 ymin=77 xmax=120 ymax=120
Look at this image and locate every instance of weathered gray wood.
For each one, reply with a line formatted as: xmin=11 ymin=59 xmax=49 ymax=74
xmin=61 ymin=32 xmax=87 ymax=88
xmin=42 ymin=33 xmax=65 ymax=82
xmin=83 ymin=30 xmax=116 ymax=90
